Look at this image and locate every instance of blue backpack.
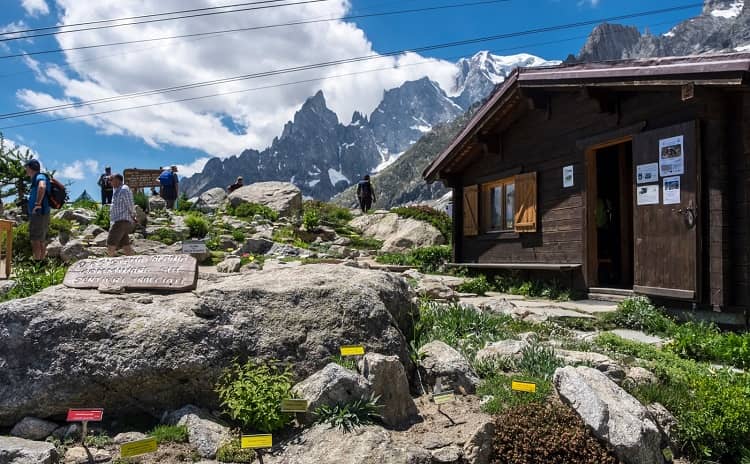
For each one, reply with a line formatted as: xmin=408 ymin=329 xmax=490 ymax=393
xmin=158 ymin=170 xmax=174 ymax=188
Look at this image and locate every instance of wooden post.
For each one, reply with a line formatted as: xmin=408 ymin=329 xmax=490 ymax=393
xmin=0 ymin=220 xmax=13 ymax=279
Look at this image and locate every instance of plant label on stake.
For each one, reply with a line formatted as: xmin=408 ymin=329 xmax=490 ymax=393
xmin=432 ymin=378 xmax=457 ymax=427
xmin=66 ymin=409 xmax=104 ymax=444
xmin=511 ymin=380 xmax=537 ymax=393
xmin=120 ymin=437 xmax=158 ymax=458
xmin=281 ymin=398 xmax=309 ymax=425
xmin=339 ymin=345 xmax=365 ymax=356
xmin=241 ymin=434 xmax=272 ymax=464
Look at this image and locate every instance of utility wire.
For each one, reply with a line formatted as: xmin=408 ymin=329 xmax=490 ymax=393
xmin=0 ymin=0 xmax=304 ymax=37
xmin=0 ymin=2 xmax=703 ymax=120
xmin=0 ymin=18 xmax=685 ymax=130
xmin=0 ymin=0 xmax=333 ymax=43
xmin=0 ymin=0 xmax=513 ymax=60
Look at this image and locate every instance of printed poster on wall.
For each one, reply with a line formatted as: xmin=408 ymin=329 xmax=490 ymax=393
xmin=663 ymin=176 xmax=681 ymax=205
xmin=659 ymin=135 xmax=685 ymax=176
xmin=636 ymin=185 xmax=659 ymax=205
xmin=636 ymin=163 xmax=658 ymax=184
xmin=562 ymin=165 xmax=574 ymax=188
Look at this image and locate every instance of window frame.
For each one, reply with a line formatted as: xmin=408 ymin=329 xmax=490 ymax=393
xmin=481 ymin=176 xmax=516 ymax=234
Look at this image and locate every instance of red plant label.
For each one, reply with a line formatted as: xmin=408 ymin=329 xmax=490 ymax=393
xmin=66 ymin=409 xmax=104 ymax=422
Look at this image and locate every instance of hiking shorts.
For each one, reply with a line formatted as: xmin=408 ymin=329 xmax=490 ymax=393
xmin=29 ymin=213 xmax=50 ymax=242
xmin=107 ymin=220 xmax=133 ymax=248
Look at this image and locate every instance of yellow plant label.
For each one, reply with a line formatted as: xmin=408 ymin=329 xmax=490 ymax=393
xmin=120 ymin=437 xmax=157 ymax=458
xmin=340 ymin=345 xmax=365 ymax=356
xmin=511 ymin=380 xmax=537 ymax=393
xmin=281 ymin=399 xmax=309 ymax=413
xmin=241 ymin=434 xmax=273 ymax=449
xmin=432 ymin=391 xmax=455 ymax=405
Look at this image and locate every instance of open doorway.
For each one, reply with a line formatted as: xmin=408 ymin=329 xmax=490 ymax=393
xmin=591 ymin=141 xmax=634 ymax=288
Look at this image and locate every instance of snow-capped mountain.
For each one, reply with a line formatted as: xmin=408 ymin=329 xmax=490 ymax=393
xmin=180 ymin=51 xmax=554 ymax=200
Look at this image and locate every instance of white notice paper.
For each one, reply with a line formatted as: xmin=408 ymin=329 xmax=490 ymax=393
xmin=636 ymin=185 xmax=659 ymax=205
xmin=563 ymin=165 xmax=574 ymax=188
xmin=636 ymin=163 xmax=659 ymax=184
xmin=659 ymin=136 xmax=685 ymax=176
xmin=663 ymin=176 xmax=681 ymax=205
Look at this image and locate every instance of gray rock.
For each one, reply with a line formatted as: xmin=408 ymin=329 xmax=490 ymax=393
xmin=228 ymin=182 xmax=302 ymax=218
xmin=82 ymin=224 xmax=106 ymax=238
xmin=10 ymin=416 xmax=58 ymax=440
xmin=476 ymin=340 xmax=528 ymax=362
xmin=626 ymin=367 xmax=658 ymax=387
xmin=647 ymin=402 xmax=679 ymax=452
xmin=60 ymin=240 xmax=90 ymax=263
xmin=0 ymin=280 xmax=15 ymax=297
xmin=64 ymin=446 xmax=110 ymax=464
xmin=239 ymin=236 xmax=274 ymax=255
xmin=55 ymin=209 xmax=94 ymax=225
xmin=45 ymin=239 xmax=63 ymax=258
xmin=463 ymin=420 xmax=495 ymax=464
xmin=553 ymin=366 xmax=664 ymax=464
xmin=166 ymin=405 xmax=230 ymax=459
xmin=418 ymin=341 xmax=480 ymax=394
xmin=265 ymin=424 xmax=432 ymax=464
xmin=431 ymin=445 xmax=463 ymax=463
xmin=195 ymin=188 xmax=227 ymax=213
xmin=52 ymin=424 xmax=80 ymax=441
xmin=0 ymin=436 xmax=58 ymax=464
xmin=134 ymin=205 xmax=147 ymax=226
xmin=148 ymin=195 xmax=167 ymax=211
xmin=350 ymin=212 xmax=445 ymax=253
xmin=92 ymin=233 xmax=109 ymax=247
xmin=113 ymin=431 xmax=147 ymax=444
xmin=292 ymin=363 xmax=372 ymax=425
xmin=416 ymin=280 xmax=457 ymax=301
xmin=358 ymin=353 xmax=419 ymax=428
xmin=0 ymin=264 xmax=415 ymax=426
xmin=216 ymin=256 xmax=241 ymax=273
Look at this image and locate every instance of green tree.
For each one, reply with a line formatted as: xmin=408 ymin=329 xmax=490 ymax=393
xmin=0 ymin=134 xmax=34 ymax=208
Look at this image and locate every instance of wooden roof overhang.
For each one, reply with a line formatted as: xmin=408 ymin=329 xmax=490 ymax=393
xmin=424 ymin=53 xmax=750 ymax=183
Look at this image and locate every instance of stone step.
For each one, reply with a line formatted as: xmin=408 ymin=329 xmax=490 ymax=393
xmin=587 ymin=288 xmax=634 ymax=303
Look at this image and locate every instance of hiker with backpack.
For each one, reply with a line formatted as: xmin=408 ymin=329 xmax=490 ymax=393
xmin=97 ymin=166 xmax=114 ymax=205
xmin=356 ymin=175 xmax=376 ymax=213
xmin=157 ymin=166 xmax=179 ymax=209
xmin=24 ymin=159 xmax=68 ymax=261
xmin=107 ymin=173 xmax=136 ymax=257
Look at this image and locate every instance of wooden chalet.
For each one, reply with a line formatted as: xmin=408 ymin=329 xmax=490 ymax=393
xmin=424 ymin=53 xmax=750 ymax=318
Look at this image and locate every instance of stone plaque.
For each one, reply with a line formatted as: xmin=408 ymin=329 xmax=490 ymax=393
xmin=123 ymin=168 xmax=163 ymax=190
xmin=64 ymin=255 xmax=198 ymax=291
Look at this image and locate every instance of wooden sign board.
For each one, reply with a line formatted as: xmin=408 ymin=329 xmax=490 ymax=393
xmin=340 ymin=345 xmax=365 ymax=357
xmin=281 ymin=399 xmax=308 ymax=413
xmin=123 ymin=168 xmax=163 ymax=190
xmin=511 ymin=380 xmax=537 ymax=393
xmin=63 ymin=255 xmax=198 ymax=291
xmin=182 ymin=240 xmax=208 ymax=254
xmin=241 ymin=434 xmax=273 ymax=449
xmin=432 ymin=391 xmax=455 ymax=405
xmin=67 ymin=409 xmax=104 ymax=422
xmin=121 ymin=437 xmax=158 ymax=458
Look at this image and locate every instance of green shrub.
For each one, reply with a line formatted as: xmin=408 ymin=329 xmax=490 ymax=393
xmin=601 ymin=296 xmax=675 ymax=335
xmin=12 ymin=223 xmax=31 ymax=259
xmin=175 ymin=193 xmax=194 ymax=212
xmin=304 ymin=200 xmax=353 ymax=228
xmin=668 ymin=322 xmax=750 ymax=370
xmin=314 ymin=395 xmax=382 ymax=433
xmin=133 ymin=191 xmax=149 ymax=211
xmin=50 ymin=217 xmax=73 ymax=237
xmin=478 ymin=374 xmax=551 ymax=414
xmin=302 ymin=208 xmax=320 ymax=230
xmin=1 ymin=259 xmax=67 ymax=302
xmin=376 ymin=245 xmax=452 ymax=274
xmin=330 ymin=354 xmax=357 ymax=371
xmin=493 ymin=402 xmax=619 ymax=464
xmin=493 ymin=272 xmax=572 ymax=301
xmin=216 ymin=438 xmax=256 ymax=463
xmin=232 ymin=229 xmax=247 ymax=242
xmin=94 ymin=205 xmax=110 ymax=230
xmin=149 ymin=228 xmax=182 ymax=245
xmin=149 ymin=425 xmax=188 ymax=444
xmin=392 ymin=205 xmax=452 ymax=242
xmin=216 ymin=360 xmax=294 ymax=433
xmin=84 ymin=432 xmax=112 ymax=449
xmin=514 ymin=343 xmax=563 ymax=380
xmin=71 ymin=198 xmax=99 ymax=210
xmin=347 ymin=235 xmax=383 ymax=250
xmin=457 ymin=275 xmax=493 ymax=295
xmin=229 ymin=202 xmax=278 ymax=221
xmin=184 ymin=213 xmax=209 ymax=238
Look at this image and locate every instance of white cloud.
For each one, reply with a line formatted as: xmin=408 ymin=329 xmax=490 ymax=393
xmin=577 ymin=0 xmax=600 ymax=6
xmin=175 ymin=157 xmax=210 ymax=178
xmin=0 ymin=21 xmax=28 ymax=51
xmin=57 ymin=159 xmax=100 ymax=180
xmin=21 ymin=0 xmax=50 ymax=16
xmin=16 ymin=0 xmax=458 ymax=163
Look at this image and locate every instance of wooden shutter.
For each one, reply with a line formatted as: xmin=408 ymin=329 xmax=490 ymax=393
xmin=463 ymin=185 xmax=479 ymax=237
xmin=514 ymin=172 xmax=537 ymax=233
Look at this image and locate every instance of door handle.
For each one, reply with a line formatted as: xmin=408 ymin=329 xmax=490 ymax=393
xmin=671 ymin=203 xmax=697 ymax=229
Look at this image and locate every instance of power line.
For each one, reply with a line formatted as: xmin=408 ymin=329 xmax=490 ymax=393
xmin=0 ymin=0 xmax=333 ymax=43
xmin=0 ymin=0 xmax=513 ymax=60
xmin=0 ymin=0 xmax=303 ymax=37
xmin=0 ymin=2 xmax=702 ymax=121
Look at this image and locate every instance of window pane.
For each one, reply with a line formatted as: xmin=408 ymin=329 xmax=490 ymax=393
xmin=491 ymin=187 xmax=503 ymax=229
xmin=505 ymin=183 xmax=515 ymax=230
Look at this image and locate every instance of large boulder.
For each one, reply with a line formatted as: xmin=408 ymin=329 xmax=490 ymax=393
xmin=349 ymin=213 xmax=445 ymax=252
xmin=165 ymin=405 xmax=230 ymax=459
xmin=194 ymin=188 xmax=227 ymax=213
xmin=418 ymin=341 xmax=480 ymax=394
xmin=0 ymin=264 xmax=416 ymax=426
xmin=55 ymin=208 xmax=94 ymax=225
xmin=10 ymin=417 xmax=58 ymax=441
xmin=292 ymin=363 xmax=372 ymax=425
xmin=59 ymin=240 xmax=90 ymax=263
xmin=266 ymin=424 xmax=432 ymax=464
xmin=228 ymin=182 xmax=302 ymax=218
xmin=358 ymin=353 xmax=419 ymax=428
xmin=553 ymin=366 xmax=664 ymax=464
xmin=0 ymin=436 xmax=58 ymax=464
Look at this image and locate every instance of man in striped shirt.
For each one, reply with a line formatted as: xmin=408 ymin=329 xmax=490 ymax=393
xmin=107 ymin=173 xmax=136 ymax=257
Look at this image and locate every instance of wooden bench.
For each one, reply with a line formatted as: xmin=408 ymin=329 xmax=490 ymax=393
xmin=449 ymin=263 xmax=582 ymax=271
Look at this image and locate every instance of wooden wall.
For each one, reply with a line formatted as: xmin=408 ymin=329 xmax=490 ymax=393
xmin=730 ymin=93 xmax=750 ymax=308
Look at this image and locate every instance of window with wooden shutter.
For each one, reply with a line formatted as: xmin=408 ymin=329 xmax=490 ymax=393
xmin=514 ymin=172 xmax=537 ymax=233
xmin=463 ymin=185 xmax=479 ymax=236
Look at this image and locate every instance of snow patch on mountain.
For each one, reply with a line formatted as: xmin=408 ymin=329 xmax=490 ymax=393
xmin=328 ymin=168 xmax=349 ymax=186
xmin=710 ymin=0 xmax=744 ymax=17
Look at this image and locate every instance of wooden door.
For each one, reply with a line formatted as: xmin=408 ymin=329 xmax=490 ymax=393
xmin=632 ymin=121 xmax=700 ymax=300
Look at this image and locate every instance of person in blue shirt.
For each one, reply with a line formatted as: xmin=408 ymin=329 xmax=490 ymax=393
xmin=356 ymin=175 xmax=376 ymax=213
xmin=25 ymin=159 xmax=50 ymax=261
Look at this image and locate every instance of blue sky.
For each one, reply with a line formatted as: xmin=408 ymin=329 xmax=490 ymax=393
xmin=0 ymin=0 xmax=701 ymax=200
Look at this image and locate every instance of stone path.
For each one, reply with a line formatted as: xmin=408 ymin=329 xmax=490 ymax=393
xmin=460 ymin=292 xmax=618 ymax=321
